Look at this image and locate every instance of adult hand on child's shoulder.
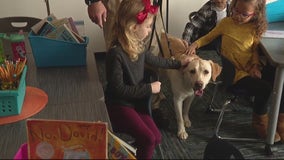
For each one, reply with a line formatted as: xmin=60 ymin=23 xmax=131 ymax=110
xmin=151 ymin=81 xmax=161 ymax=94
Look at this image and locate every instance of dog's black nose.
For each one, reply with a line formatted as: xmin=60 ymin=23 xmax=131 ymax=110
xmin=194 ymin=81 xmax=203 ymax=89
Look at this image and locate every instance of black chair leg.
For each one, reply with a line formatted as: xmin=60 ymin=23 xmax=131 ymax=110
xmin=206 ymin=81 xmax=232 ymax=113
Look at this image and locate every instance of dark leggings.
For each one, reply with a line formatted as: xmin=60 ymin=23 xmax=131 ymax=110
xmin=234 ymin=76 xmax=272 ymax=114
xmin=107 ymin=105 xmax=161 ymax=160
xmin=221 ymin=56 xmax=284 ymax=115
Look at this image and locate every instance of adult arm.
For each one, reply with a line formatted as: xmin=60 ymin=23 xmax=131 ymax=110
xmin=85 ymin=0 xmax=107 ymax=28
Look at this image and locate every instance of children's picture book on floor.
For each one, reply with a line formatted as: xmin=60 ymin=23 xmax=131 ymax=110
xmin=26 ymin=119 xmax=108 ymax=159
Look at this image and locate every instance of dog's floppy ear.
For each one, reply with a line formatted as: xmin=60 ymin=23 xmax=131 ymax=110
xmin=209 ymin=60 xmax=222 ymax=81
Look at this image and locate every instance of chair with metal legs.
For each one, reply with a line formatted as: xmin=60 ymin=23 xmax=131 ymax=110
xmin=202 ymin=79 xmax=265 ymax=160
xmin=206 ymin=56 xmax=264 ymax=143
xmin=213 ymin=85 xmax=262 ymax=143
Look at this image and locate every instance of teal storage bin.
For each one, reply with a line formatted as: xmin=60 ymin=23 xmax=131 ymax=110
xmin=28 ymin=32 xmax=89 ymax=67
xmin=266 ymin=0 xmax=284 ymax=23
xmin=0 ymin=66 xmax=27 ymax=117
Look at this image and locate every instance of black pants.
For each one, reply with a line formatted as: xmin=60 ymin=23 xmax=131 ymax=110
xmin=221 ymin=56 xmax=284 ymax=115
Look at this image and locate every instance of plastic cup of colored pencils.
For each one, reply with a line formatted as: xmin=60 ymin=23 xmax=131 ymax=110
xmin=0 ymin=58 xmax=26 ymax=90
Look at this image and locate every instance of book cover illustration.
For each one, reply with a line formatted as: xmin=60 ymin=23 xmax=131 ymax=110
xmin=31 ymin=14 xmax=85 ymax=43
xmin=47 ymin=18 xmax=84 ymax=43
xmin=51 ymin=17 xmax=80 ymax=35
xmin=108 ymin=130 xmax=136 ymax=159
xmin=50 ymin=17 xmax=70 ymax=28
xmin=31 ymin=13 xmax=57 ymax=34
xmin=37 ymin=21 xmax=56 ymax=36
xmin=26 ymin=119 xmax=108 ymax=159
xmin=46 ymin=24 xmax=79 ymax=43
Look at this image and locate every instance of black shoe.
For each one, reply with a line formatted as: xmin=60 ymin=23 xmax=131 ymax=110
xmin=152 ymin=108 xmax=170 ymax=130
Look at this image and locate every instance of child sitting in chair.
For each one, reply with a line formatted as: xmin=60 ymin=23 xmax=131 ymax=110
xmin=104 ymin=0 xmax=190 ymax=159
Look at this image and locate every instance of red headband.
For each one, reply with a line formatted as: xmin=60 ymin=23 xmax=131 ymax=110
xmin=136 ymin=0 xmax=158 ymax=24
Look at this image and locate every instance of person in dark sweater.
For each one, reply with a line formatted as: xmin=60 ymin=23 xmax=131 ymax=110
xmin=104 ymin=0 xmax=190 ymax=159
xmin=182 ymin=0 xmax=230 ymax=52
xmin=85 ymin=0 xmax=172 ymax=130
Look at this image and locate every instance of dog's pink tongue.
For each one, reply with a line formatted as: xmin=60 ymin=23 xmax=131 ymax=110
xmin=195 ymin=90 xmax=204 ymax=96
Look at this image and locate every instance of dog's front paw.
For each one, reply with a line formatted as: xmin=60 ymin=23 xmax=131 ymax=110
xmin=177 ymin=130 xmax=188 ymax=140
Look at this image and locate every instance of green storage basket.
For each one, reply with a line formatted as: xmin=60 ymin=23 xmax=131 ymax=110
xmin=0 ymin=66 xmax=27 ymax=117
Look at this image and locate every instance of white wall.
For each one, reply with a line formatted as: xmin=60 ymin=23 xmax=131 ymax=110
xmin=0 ymin=0 xmax=48 ymax=18
xmin=0 ymin=0 xmax=207 ymax=53
xmin=168 ymin=0 xmax=208 ymax=38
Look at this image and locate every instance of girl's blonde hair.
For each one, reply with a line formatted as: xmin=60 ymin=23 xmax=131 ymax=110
xmin=229 ymin=0 xmax=267 ymax=42
xmin=110 ymin=0 xmax=156 ymax=61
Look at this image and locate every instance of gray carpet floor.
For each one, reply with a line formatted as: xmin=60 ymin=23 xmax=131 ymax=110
xmin=95 ymin=50 xmax=284 ymax=159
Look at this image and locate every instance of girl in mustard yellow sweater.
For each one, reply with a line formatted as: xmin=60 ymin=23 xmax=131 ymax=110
xmin=189 ymin=0 xmax=284 ymax=143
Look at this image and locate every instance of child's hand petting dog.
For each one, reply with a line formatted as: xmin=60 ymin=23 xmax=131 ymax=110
xmin=151 ymin=81 xmax=161 ymax=94
xmin=179 ymin=54 xmax=198 ymax=68
xmin=188 ymin=42 xmax=198 ymax=55
xmin=249 ymin=64 xmax=262 ymax=79
xmin=180 ymin=56 xmax=192 ymax=66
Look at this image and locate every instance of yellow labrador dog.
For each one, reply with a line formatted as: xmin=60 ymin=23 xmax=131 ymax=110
xmin=161 ymin=33 xmax=222 ymax=140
